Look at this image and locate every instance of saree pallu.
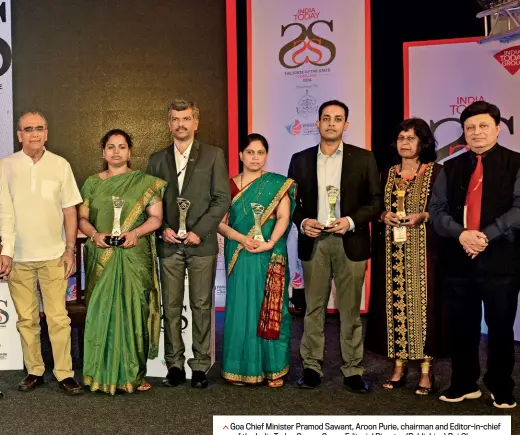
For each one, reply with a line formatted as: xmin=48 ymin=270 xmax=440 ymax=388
xmin=81 ymin=171 xmax=166 ymax=394
xmin=222 ymin=172 xmax=296 ymax=384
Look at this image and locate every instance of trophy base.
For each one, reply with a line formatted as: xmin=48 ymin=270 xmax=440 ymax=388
xmin=104 ymin=235 xmax=126 ymax=247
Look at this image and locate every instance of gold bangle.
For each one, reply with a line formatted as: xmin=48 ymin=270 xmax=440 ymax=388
xmin=91 ymin=231 xmax=98 ymax=242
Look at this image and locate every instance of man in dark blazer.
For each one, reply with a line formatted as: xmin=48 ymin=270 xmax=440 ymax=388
xmin=288 ymin=100 xmax=382 ymax=392
xmin=147 ymin=99 xmax=230 ymax=389
xmin=430 ymin=101 xmax=520 ymax=409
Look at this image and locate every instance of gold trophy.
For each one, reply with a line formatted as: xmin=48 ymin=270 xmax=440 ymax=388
xmin=104 ymin=196 xmax=126 ymax=246
xmin=251 ymin=203 xmax=265 ymax=242
xmin=177 ymin=197 xmax=191 ymax=237
xmin=325 ymin=185 xmax=340 ymax=228
xmin=393 ymin=179 xmax=407 ymax=243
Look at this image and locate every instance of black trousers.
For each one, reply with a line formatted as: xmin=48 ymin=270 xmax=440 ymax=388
xmin=445 ymin=273 xmax=520 ymax=395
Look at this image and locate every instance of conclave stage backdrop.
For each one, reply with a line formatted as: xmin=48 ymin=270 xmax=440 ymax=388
xmin=0 ymin=1 xmax=22 ymax=371
xmin=404 ymin=37 xmax=520 ymax=338
xmin=248 ymin=0 xmax=372 ymax=312
xmin=0 ymin=0 xmax=12 ymax=158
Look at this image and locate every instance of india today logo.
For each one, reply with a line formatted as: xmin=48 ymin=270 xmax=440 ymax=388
xmin=285 ymin=120 xmax=302 ymax=135
xmin=494 ymin=45 xmax=520 ymax=75
xmin=430 ymin=97 xmax=515 ymax=162
xmin=279 ymin=8 xmax=336 ymax=70
xmin=296 ymin=90 xmax=318 ymax=118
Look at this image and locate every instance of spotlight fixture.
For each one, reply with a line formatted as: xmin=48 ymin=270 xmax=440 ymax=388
xmin=476 ymin=0 xmax=520 ymax=43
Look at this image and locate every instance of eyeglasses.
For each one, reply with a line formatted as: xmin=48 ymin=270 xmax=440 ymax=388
xmin=21 ymin=126 xmax=46 ymax=133
xmin=397 ymin=135 xmax=417 ymax=142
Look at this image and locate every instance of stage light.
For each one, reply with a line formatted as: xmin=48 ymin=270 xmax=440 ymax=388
xmin=476 ymin=0 xmax=520 ymax=43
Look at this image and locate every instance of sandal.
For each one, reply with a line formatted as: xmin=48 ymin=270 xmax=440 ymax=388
xmin=383 ymin=360 xmax=408 ymax=389
xmin=137 ymin=380 xmax=152 ymax=391
xmin=415 ymin=360 xmax=434 ymax=395
xmin=267 ymin=378 xmax=284 ymax=388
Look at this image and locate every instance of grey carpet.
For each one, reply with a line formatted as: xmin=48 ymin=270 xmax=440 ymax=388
xmin=1 ymin=313 xmax=518 ymax=435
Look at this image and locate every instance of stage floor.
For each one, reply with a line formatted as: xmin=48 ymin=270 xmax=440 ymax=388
xmin=1 ymin=313 xmax=518 ymax=435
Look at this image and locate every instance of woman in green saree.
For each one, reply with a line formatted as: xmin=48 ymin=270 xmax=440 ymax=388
xmin=78 ymin=129 xmax=167 ymax=395
xmin=218 ymin=133 xmax=296 ymax=387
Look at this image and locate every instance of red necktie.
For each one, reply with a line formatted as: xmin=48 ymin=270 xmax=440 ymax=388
xmin=465 ymin=155 xmax=483 ymax=230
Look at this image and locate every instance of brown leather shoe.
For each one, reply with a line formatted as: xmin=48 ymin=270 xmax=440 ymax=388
xmin=18 ymin=374 xmax=44 ymax=392
xmin=58 ymin=377 xmax=83 ymax=396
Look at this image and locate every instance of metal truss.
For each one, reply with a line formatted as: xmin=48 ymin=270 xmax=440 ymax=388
xmin=477 ymin=0 xmax=520 ymax=43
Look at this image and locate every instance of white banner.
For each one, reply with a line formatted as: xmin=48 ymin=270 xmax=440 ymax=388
xmin=405 ymin=38 xmax=519 ymax=161
xmin=0 ymin=282 xmax=23 ymax=370
xmin=0 ymin=0 xmax=12 ymax=157
xmin=249 ymin=0 xmax=371 ymax=311
xmin=404 ymin=37 xmax=520 ymax=338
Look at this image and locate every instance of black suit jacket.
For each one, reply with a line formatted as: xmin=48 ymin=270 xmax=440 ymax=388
xmin=146 ymin=140 xmax=231 ymax=257
xmin=288 ymin=143 xmax=382 ymax=261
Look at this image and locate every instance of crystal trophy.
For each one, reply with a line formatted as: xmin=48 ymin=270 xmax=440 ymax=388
xmin=177 ymin=197 xmax=191 ymax=237
xmin=251 ymin=203 xmax=265 ymax=242
xmin=325 ymin=185 xmax=340 ymax=227
xmin=104 ymin=196 xmax=126 ymax=246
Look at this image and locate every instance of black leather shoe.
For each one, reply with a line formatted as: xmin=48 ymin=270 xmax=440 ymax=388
xmin=191 ymin=371 xmax=209 ymax=389
xmin=344 ymin=375 xmax=370 ymax=393
xmin=58 ymin=377 xmax=84 ymax=396
xmin=0 ymin=389 xmax=3 ymax=399
xmin=297 ymin=368 xmax=321 ymax=389
xmin=163 ymin=367 xmax=186 ymax=387
xmin=18 ymin=374 xmax=44 ymax=392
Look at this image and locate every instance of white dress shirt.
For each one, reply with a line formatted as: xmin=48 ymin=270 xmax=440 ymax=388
xmin=301 ymin=143 xmax=355 ymax=232
xmin=3 ymin=149 xmax=82 ymax=262
xmin=174 ymin=142 xmax=193 ymax=192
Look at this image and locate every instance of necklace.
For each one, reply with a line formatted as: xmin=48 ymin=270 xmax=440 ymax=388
xmin=240 ymin=171 xmax=263 ymax=215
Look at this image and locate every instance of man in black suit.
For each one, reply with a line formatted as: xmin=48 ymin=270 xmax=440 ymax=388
xmin=429 ymin=101 xmax=520 ymax=409
xmin=288 ymin=100 xmax=382 ymax=392
xmin=147 ymin=99 xmax=230 ymax=388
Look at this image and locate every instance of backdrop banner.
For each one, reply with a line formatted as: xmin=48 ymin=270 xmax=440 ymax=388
xmin=0 ymin=282 xmax=23 ymax=370
xmin=248 ymin=0 xmax=371 ymax=312
xmin=404 ymin=37 xmax=520 ymax=338
xmin=0 ymin=0 xmax=12 ymax=157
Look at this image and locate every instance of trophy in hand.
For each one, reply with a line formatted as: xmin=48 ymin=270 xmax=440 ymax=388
xmin=177 ymin=197 xmax=191 ymax=238
xmin=251 ymin=203 xmax=265 ymax=242
xmin=393 ymin=179 xmax=408 ymax=243
xmin=325 ymin=185 xmax=340 ymax=228
xmin=104 ymin=196 xmax=126 ymax=246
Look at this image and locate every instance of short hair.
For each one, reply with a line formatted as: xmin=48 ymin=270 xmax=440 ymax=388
xmin=100 ymin=129 xmax=133 ymax=149
xmin=240 ymin=133 xmax=269 ymax=153
xmin=168 ymin=99 xmax=200 ymax=121
xmin=18 ymin=111 xmax=48 ymax=130
xmin=390 ymin=118 xmax=437 ymax=164
xmin=460 ymin=101 xmax=501 ymax=126
xmin=318 ymin=100 xmax=349 ymax=121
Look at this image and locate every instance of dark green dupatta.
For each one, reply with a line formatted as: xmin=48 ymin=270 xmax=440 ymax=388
xmin=81 ymin=170 xmax=166 ymax=394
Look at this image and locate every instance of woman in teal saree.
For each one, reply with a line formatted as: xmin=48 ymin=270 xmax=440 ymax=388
xmin=78 ymin=129 xmax=167 ymax=395
xmin=218 ymin=134 xmax=296 ymax=387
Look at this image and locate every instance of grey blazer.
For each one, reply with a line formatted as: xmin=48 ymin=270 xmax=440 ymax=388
xmin=146 ymin=140 xmax=231 ymax=257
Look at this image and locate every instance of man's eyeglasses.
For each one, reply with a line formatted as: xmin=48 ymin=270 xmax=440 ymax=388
xmin=397 ymin=135 xmax=417 ymax=142
xmin=21 ymin=126 xmax=46 ymax=133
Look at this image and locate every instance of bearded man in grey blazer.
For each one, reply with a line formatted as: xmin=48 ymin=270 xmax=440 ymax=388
xmin=147 ymin=99 xmax=230 ymax=388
